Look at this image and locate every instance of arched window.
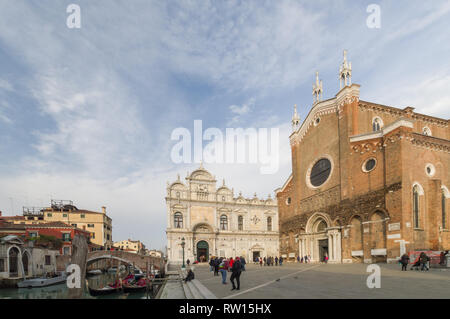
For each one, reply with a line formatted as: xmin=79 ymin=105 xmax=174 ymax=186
xmin=267 ymin=217 xmax=272 ymax=231
xmin=422 ymin=126 xmax=432 ymax=136
xmin=413 ymin=185 xmax=420 ymax=228
xmin=220 ymin=215 xmax=228 ymax=230
xmin=316 ymin=220 xmax=327 ymax=232
xmin=372 ymin=117 xmax=383 ymax=132
xmin=443 ymin=189 xmax=447 ymax=229
xmin=238 ymin=216 xmax=243 ymax=231
xmin=174 ymin=212 xmax=183 ymax=229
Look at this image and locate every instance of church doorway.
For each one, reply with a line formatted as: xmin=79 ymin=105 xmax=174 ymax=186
xmin=196 ymin=241 xmax=209 ymax=262
xmin=318 ymin=239 xmax=328 ymax=262
xmin=252 ymin=251 xmax=260 ymax=262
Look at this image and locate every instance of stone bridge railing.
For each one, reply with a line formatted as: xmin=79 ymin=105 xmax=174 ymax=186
xmin=57 ymin=250 xmax=165 ymax=275
xmin=86 ymin=251 xmax=165 ymax=273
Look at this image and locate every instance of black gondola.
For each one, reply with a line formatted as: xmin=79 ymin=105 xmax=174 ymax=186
xmin=88 ymin=286 xmax=121 ymax=296
xmin=122 ymin=284 xmax=147 ymax=293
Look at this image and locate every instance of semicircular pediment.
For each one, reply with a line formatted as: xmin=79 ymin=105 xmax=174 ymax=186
xmin=189 ymin=169 xmax=214 ymax=181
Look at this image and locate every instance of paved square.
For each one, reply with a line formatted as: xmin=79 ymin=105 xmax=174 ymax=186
xmin=192 ymin=263 xmax=450 ymax=299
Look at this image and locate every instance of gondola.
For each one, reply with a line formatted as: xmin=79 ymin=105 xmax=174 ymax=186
xmin=122 ymin=283 xmax=147 ymax=293
xmin=88 ymin=285 xmax=121 ymax=296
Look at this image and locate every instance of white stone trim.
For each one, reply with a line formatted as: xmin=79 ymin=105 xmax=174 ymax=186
xmin=350 ymin=117 xmax=414 ymax=143
xmin=371 ymin=248 xmax=387 ymax=256
xmin=425 ymin=163 xmax=436 ymax=177
xmin=442 ymin=185 xmax=450 ymax=198
xmin=351 ymin=250 xmax=363 ymax=256
xmin=412 ymin=182 xmax=425 ymax=196
xmin=362 ymin=157 xmax=377 ymax=173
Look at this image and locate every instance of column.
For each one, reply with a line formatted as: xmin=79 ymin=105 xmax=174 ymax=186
xmin=336 ymin=232 xmax=342 ymax=262
xmin=298 ymin=239 xmax=303 ymax=258
xmin=333 ymin=233 xmax=337 ymax=262
xmin=328 ymin=233 xmax=333 ymax=261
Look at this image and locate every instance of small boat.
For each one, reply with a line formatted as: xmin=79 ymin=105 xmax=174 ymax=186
xmin=88 ymin=286 xmax=121 ymax=296
xmin=17 ymin=272 xmax=67 ymax=288
xmin=122 ymin=284 xmax=147 ymax=293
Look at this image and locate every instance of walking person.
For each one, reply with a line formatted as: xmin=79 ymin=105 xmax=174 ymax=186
xmin=297 ymin=256 xmax=300 ymax=263
xmin=219 ymin=259 xmax=228 ymax=284
xmin=439 ymin=251 xmax=448 ymax=266
xmin=240 ymin=256 xmax=246 ymax=271
xmin=304 ymin=255 xmax=308 ymax=263
xmin=259 ymin=257 xmax=263 ymax=267
xmin=230 ymin=257 xmax=242 ymax=291
xmin=279 ymin=256 xmax=283 ymax=266
xmin=275 ymin=256 xmax=279 ymax=266
xmin=209 ymin=258 xmax=215 ymax=272
xmin=214 ymin=257 xmax=220 ymax=276
xmin=263 ymin=257 xmax=267 ymax=266
xmin=186 ymin=259 xmax=190 ymax=267
xmin=399 ymin=253 xmax=410 ymax=271
xmin=420 ymin=252 xmax=429 ymax=271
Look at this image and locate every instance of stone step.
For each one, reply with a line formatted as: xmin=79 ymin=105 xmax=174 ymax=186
xmin=186 ymin=280 xmax=204 ymax=299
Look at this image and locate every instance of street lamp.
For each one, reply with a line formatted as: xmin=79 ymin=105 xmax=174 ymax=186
xmin=181 ymin=237 xmax=186 ymax=269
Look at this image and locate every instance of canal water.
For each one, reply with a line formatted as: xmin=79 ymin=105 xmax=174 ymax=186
xmin=0 ymin=273 xmax=162 ymax=299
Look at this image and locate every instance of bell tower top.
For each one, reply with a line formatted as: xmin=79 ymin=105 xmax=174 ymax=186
xmin=339 ymin=50 xmax=352 ymax=89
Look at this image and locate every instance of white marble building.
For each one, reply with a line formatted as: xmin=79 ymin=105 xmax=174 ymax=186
xmin=166 ymin=164 xmax=279 ymax=264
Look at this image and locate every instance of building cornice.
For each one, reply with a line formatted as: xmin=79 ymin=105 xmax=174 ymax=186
xmin=349 ymin=117 xmax=414 ymax=143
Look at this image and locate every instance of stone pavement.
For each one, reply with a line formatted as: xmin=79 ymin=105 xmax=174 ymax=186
xmin=191 ymin=262 xmax=450 ymax=299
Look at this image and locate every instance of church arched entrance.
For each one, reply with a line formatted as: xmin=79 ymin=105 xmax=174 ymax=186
xmin=196 ymin=241 xmax=209 ymax=263
xmin=300 ymin=213 xmax=342 ymax=263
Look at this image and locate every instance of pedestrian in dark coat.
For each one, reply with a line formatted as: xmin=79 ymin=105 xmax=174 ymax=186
xmin=399 ymin=253 xmax=410 ymax=271
xmin=275 ymin=256 xmax=279 ymax=266
xmin=240 ymin=257 xmax=246 ymax=271
xmin=214 ymin=257 xmax=220 ymax=276
xmin=420 ymin=252 xmax=429 ymax=271
xmin=263 ymin=257 xmax=267 ymax=266
xmin=279 ymin=256 xmax=283 ymax=266
xmin=230 ymin=257 xmax=242 ymax=291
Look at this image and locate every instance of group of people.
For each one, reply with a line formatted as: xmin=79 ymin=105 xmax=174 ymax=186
xmin=296 ymin=255 xmax=312 ymax=263
xmin=254 ymin=256 xmax=284 ymax=266
xmin=209 ymin=256 xmax=246 ymax=290
xmin=399 ymin=251 xmax=448 ymax=271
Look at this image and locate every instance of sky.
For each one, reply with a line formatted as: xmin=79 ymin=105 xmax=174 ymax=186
xmin=0 ymin=0 xmax=449 ymax=251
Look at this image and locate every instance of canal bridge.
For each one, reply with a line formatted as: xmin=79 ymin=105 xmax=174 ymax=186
xmin=86 ymin=250 xmax=165 ymax=274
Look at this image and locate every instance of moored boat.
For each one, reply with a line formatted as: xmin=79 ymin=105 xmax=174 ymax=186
xmin=122 ymin=284 xmax=146 ymax=293
xmin=87 ymin=269 xmax=103 ymax=276
xmin=88 ymin=286 xmax=121 ymax=296
xmin=17 ymin=272 xmax=67 ymax=288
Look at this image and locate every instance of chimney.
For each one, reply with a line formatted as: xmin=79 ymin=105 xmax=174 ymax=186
xmin=101 ymin=206 xmax=106 ymax=214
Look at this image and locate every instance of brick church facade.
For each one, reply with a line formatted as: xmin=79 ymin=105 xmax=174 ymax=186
xmin=276 ymin=51 xmax=449 ymax=263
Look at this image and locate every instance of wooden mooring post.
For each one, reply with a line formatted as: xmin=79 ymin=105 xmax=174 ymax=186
xmin=68 ymin=234 xmax=88 ymax=299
